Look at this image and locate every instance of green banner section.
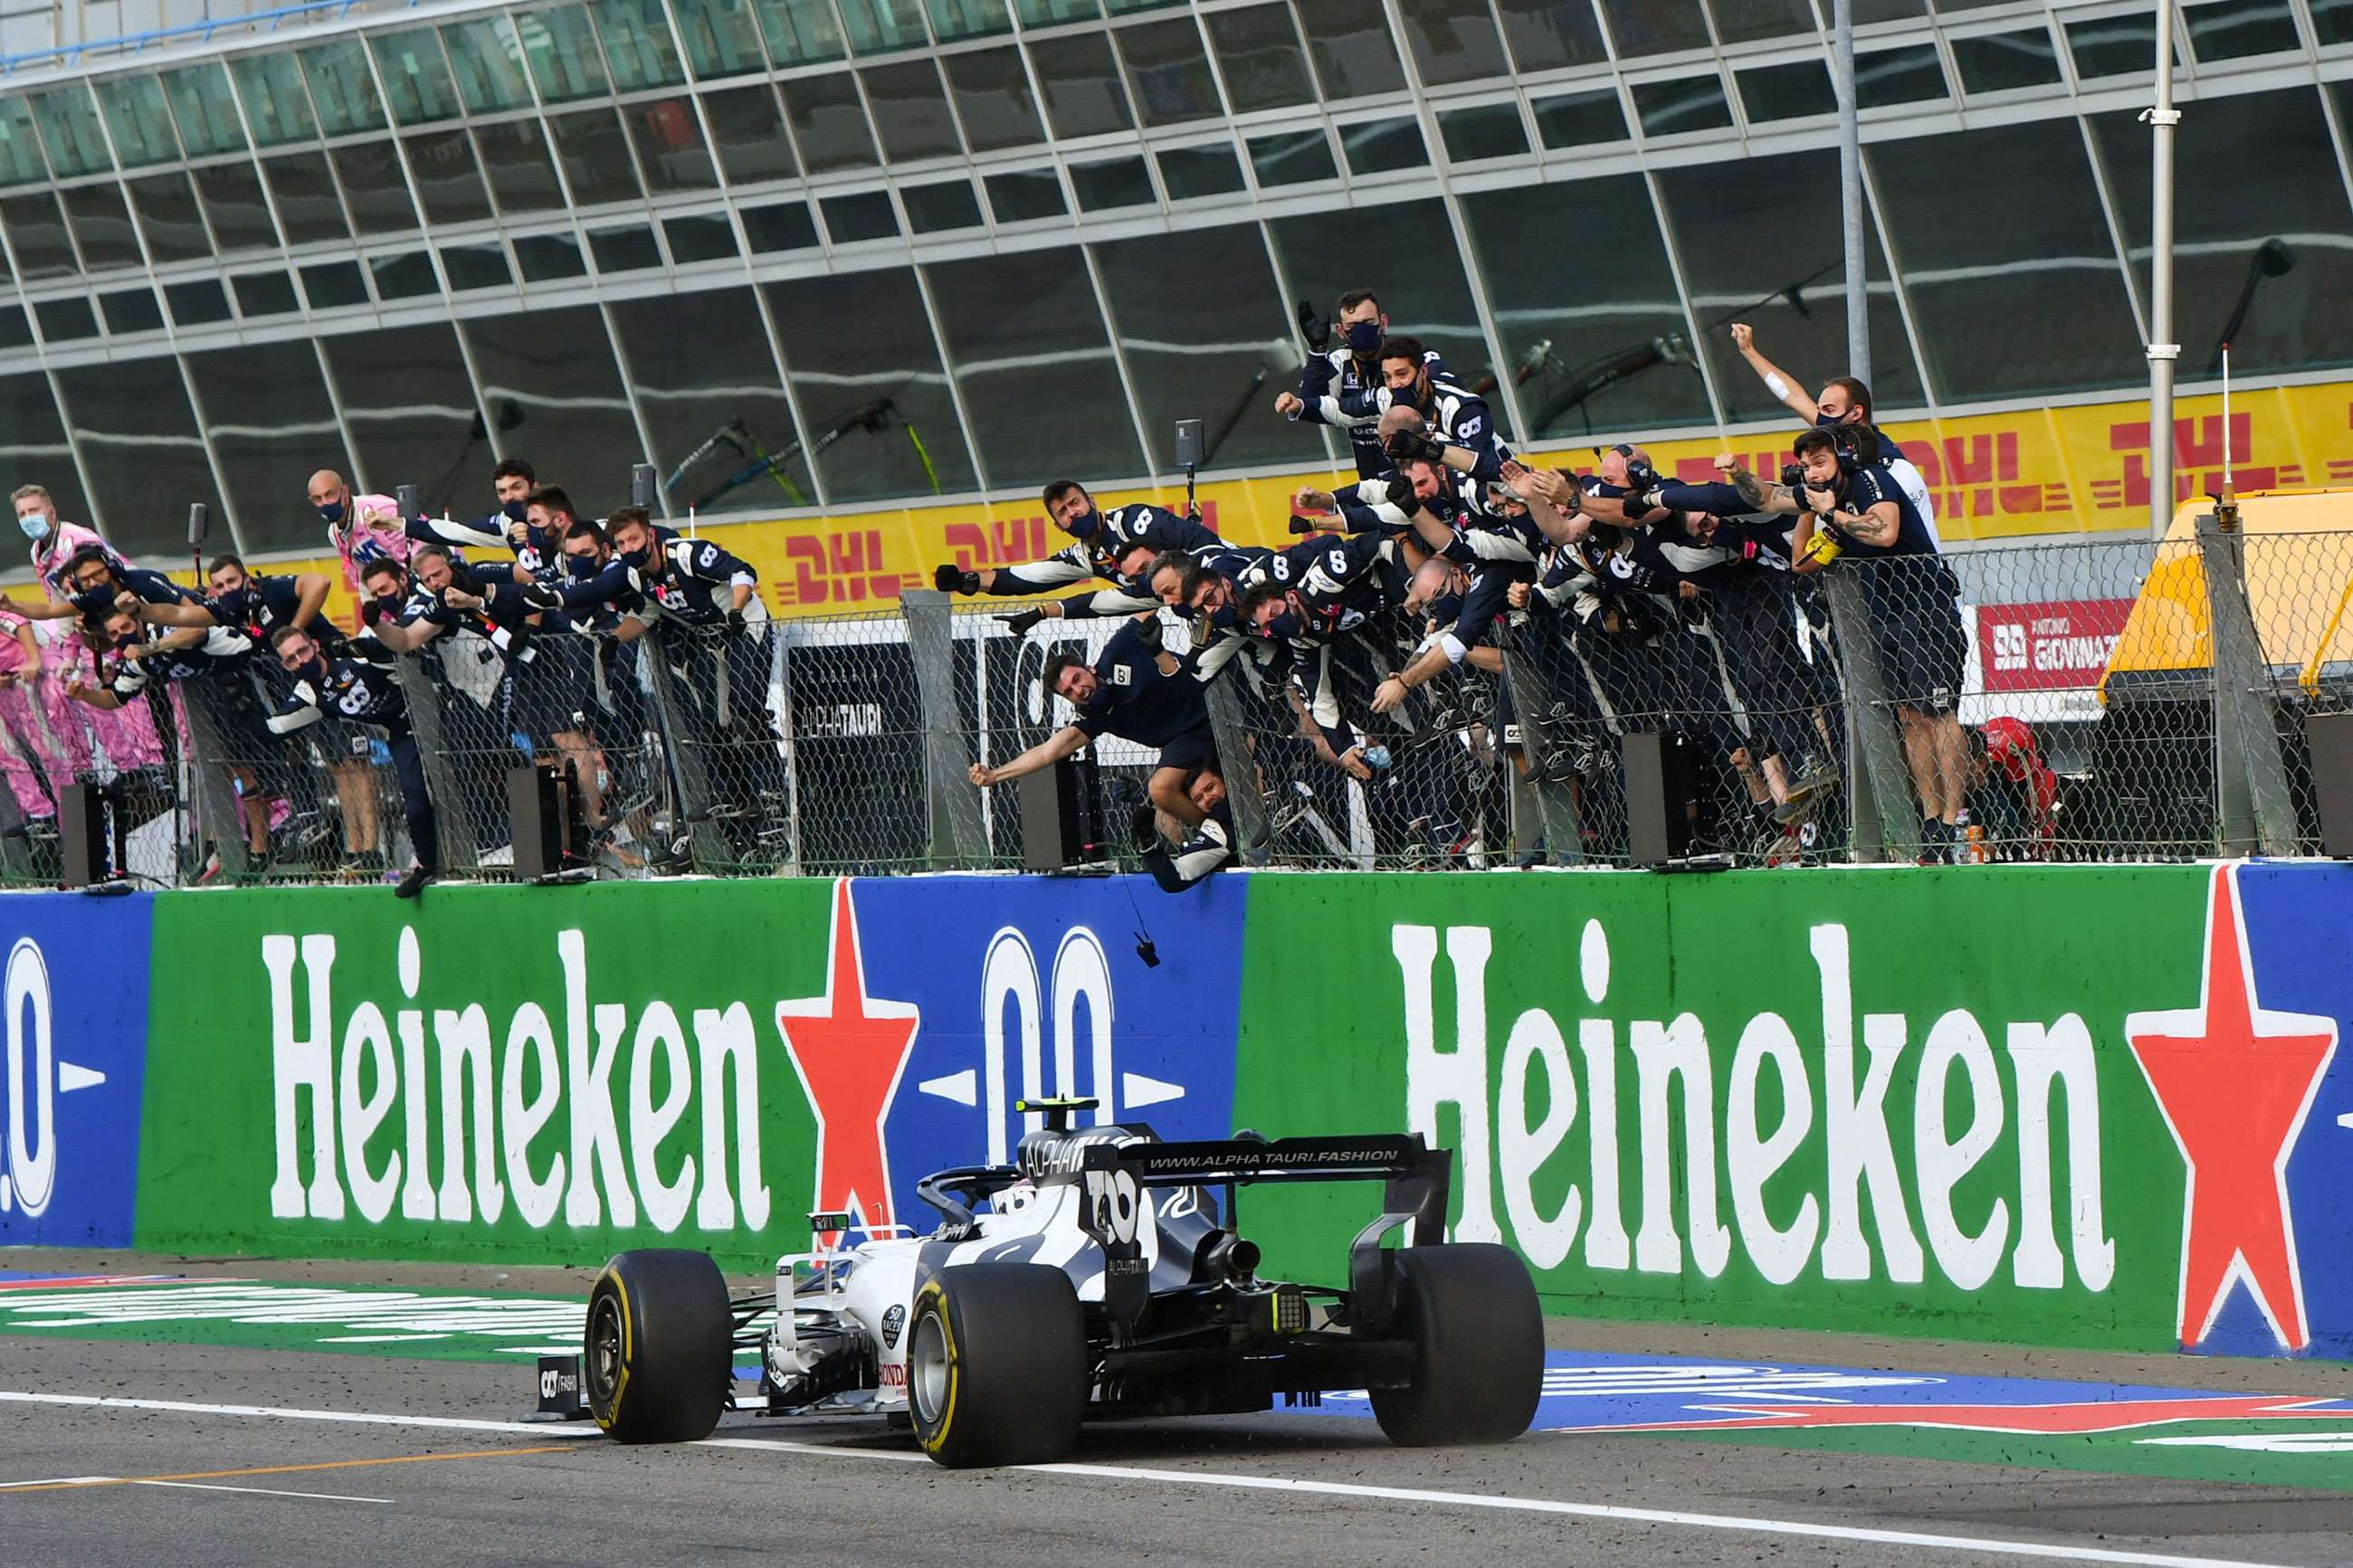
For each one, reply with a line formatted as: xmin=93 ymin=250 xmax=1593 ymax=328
xmin=1232 ymin=867 xmax=2207 ymax=1353
xmin=139 ymin=880 xmax=833 ymax=1271
xmin=0 ymin=1278 xmax=591 ymax=1363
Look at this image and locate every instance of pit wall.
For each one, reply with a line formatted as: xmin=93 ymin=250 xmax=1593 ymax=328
xmin=2 ymin=863 xmax=2347 ymax=1361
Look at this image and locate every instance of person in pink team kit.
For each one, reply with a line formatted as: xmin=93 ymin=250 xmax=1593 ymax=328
xmin=10 ymin=484 xmax=165 ymax=775
xmin=0 ymin=607 xmax=53 ymax=820
xmin=308 ymin=470 xmax=411 ymax=597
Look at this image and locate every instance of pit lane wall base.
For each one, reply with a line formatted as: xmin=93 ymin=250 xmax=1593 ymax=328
xmin=2 ymin=864 xmax=2347 ymax=1360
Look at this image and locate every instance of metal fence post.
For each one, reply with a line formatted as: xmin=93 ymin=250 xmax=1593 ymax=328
xmin=900 ymin=589 xmax=990 ymax=869
xmin=2196 ymin=514 xmax=2301 ymax=855
xmin=1819 ymin=571 xmax=1916 ymax=864
xmin=1499 ymin=645 xmax=1585 ymax=866
xmin=176 ymin=691 xmax=254 ymax=878
xmin=770 ymin=627 xmax=804 ymax=875
xmin=1202 ymin=670 xmax=1272 ymax=866
xmin=636 ymin=644 xmax=731 ymax=870
xmin=389 ymin=659 xmax=479 ymax=873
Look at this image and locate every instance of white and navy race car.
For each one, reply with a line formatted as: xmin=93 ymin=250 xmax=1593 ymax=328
xmin=538 ymin=1098 xmax=1543 ymax=1467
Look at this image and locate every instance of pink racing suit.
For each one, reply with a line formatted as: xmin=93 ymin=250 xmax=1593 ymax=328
xmin=328 ymin=495 xmax=413 ymax=597
xmin=29 ymin=518 xmax=119 ymax=596
xmin=0 ymin=611 xmax=55 ymax=817
xmin=26 ymin=519 xmax=165 ymax=773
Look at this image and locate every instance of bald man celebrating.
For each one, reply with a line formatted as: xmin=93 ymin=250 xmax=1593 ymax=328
xmin=309 ymin=468 xmax=508 ymax=597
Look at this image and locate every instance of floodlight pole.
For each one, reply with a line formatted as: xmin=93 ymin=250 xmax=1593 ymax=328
xmin=1834 ymin=0 xmax=1868 ymax=385
xmin=2146 ymin=0 xmax=2181 ymax=539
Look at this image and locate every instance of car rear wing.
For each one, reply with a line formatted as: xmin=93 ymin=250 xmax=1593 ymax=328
xmin=1076 ymin=1134 xmax=1453 ymax=1326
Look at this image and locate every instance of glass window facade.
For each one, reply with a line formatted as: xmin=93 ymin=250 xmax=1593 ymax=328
xmin=0 ymin=0 xmax=2340 ymax=547
xmin=611 ymin=286 xmax=816 ymax=506
xmin=1653 ymin=147 xmax=1923 ymax=418
xmin=2092 ymin=88 xmax=2353 ymax=378
xmin=927 ymin=246 xmax=1141 ymax=486
xmin=186 ymin=338 xmax=350 ymax=552
xmin=52 ymin=359 xmax=219 ymax=555
xmin=462 ymin=304 xmax=647 ymax=499
xmin=1205 ymin=6 xmax=1316 ymax=112
xmin=1869 ymin=119 xmax=2141 ymax=400
xmin=321 ymin=322 xmax=496 ymax=513
xmin=765 ymin=267 xmax=978 ymax=499
xmin=942 ymin=48 xmax=1043 ymax=152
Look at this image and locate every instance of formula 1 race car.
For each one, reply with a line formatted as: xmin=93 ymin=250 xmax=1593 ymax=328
xmin=537 ymin=1098 xmax=1543 ymax=1468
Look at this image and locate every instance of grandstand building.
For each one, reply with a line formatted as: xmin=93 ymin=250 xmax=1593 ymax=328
xmin=0 ymin=0 xmax=2346 ymax=565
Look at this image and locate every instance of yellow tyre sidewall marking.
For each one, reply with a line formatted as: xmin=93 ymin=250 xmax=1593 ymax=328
xmin=594 ymin=1270 xmax=634 ymax=1432
xmin=915 ymin=1282 xmax=957 ymax=1454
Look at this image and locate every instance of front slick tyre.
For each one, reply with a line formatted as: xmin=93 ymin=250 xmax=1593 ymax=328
xmin=1370 ymin=1242 xmax=1542 ymax=1447
xmin=907 ymin=1264 xmax=1087 ymax=1468
xmin=585 ymin=1250 xmax=732 ymax=1444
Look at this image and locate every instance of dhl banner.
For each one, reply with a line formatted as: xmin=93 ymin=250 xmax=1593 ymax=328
xmin=261 ymin=377 xmax=2353 ymax=630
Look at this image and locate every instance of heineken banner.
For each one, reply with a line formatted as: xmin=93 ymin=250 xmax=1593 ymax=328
xmin=6 ymin=864 xmax=2349 ymax=1359
xmin=134 ymin=875 xmax=1246 ymax=1272
xmin=1233 ymin=864 xmax=2350 ymax=1359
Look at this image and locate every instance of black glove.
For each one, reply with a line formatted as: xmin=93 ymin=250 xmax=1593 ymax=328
xmin=1623 ymin=486 xmax=1662 ymax=518
xmin=996 ymin=607 xmax=1045 ymax=637
xmin=1383 ymin=475 xmax=1422 ymax=518
xmin=1385 ymin=428 xmax=1446 ymax=467
xmin=1131 ymin=613 xmax=1165 ymax=652
xmin=725 ymin=607 xmax=747 ymax=629
xmin=519 ymin=583 xmax=565 ymax=613
xmin=933 ymin=563 xmax=981 ymax=594
xmin=1288 ymin=515 xmax=1319 ymax=536
xmin=359 ymin=595 xmax=388 ymax=629
xmin=1296 ymin=299 xmax=1330 ymax=354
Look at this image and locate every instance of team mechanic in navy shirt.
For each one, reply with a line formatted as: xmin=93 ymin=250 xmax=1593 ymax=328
xmin=967 ymin=618 xmax=1232 ymax=887
xmin=1775 ymin=426 xmax=1972 ymax=860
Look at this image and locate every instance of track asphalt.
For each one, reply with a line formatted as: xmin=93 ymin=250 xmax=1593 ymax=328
xmin=2 ymin=1250 xmax=2347 ymax=1567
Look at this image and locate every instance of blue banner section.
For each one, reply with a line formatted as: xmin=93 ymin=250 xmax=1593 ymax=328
xmin=2231 ymin=863 xmax=2353 ymax=1361
xmin=844 ymin=874 xmax=1247 ymax=1229
xmin=0 ymin=892 xmax=153 ymax=1248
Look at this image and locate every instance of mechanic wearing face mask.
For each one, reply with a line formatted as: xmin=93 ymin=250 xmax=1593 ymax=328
xmin=1770 ymin=425 xmax=1969 ymax=860
xmin=489 ymin=458 xmax=538 ymax=547
xmin=8 ymin=484 xmax=167 ymax=784
xmin=268 ymin=622 xmax=438 ymax=898
xmin=13 ymin=483 xmax=117 ymax=598
xmin=1726 ymin=324 xmax=1939 ymax=549
xmin=205 ymin=554 xmax=340 ymax=650
xmin=1274 ymin=290 xmax=1450 ymax=480
xmin=929 ymin=479 xmax=1220 ymax=632
xmin=1361 ymin=338 xmax=1513 ymax=486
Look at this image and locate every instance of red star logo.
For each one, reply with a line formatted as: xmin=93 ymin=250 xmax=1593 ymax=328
xmin=2128 ymin=865 xmax=2338 ymax=1350
xmin=776 ymin=880 xmax=920 ymax=1244
xmin=1582 ymin=1394 xmax=2347 ymax=1437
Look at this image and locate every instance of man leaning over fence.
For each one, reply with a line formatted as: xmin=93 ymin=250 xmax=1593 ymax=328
xmin=267 ymin=624 xmax=438 ymax=898
xmin=1757 ymin=427 xmax=1973 ymax=863
xmin=969 ymin=617 xmax=1234 ymax=890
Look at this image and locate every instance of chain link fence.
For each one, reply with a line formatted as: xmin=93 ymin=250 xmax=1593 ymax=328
xmin=2 ymin=518 xmax=2343 ymax=886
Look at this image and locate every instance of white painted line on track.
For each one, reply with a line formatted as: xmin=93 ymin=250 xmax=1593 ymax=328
xmin=0 ymin=1476 xmax=113 ymax=1489
xmin=0 ymin=1391 xmax=598 ymax=1438
xmin=131 ymin=1479 xmax=391 ymax=1504
xmin=0 ymin=1390 xmax=2303 ymax=1568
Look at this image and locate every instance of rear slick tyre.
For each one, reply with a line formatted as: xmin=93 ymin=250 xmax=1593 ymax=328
xmin=1370 ymin=1242 xmax=1543 ymax=1447
xmin=585 ymin=1249 xmax=732 ymax=1444
xmin=906 ymin=1264 xmax=1087 ymax=1468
